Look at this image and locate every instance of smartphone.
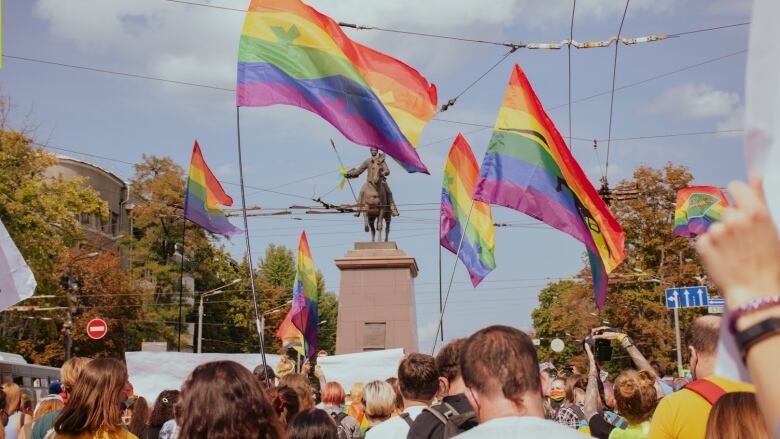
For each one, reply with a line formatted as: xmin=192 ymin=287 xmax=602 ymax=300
xmin=595 ymin=339 xmax=613 ymax=362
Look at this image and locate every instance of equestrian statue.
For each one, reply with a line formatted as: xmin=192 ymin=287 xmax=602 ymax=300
xmin=345 ymin=148 xmax=399 ymax=242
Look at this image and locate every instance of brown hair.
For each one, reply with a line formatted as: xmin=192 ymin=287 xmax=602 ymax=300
xmin=286 ymin=408 xmax=338 ymax=439
xmin=273 ymin=385 xmax=301 ymax=428
xmin=397 ymin=353 xmax=438 ymax=402
xmin=686 ymin=316 xmax=721 ymax=356
xmin=33 ymin=399 xmax=65 ymax=421
xmin=128 ymin=396 xmax=150 ymax=437
xmin=613 ymin=370 xmax=657 ymax=425
xmin=384 ymin=377 xmax=404 ymax=411
xmin=705 ymin=392 xmax=768 ymax=439
xmin=54 ymin=358 xmax=128 ymax=434
xmin=564 ymin=374 xmax=587 ymax=403
xmin=279 ymin=373 xmax=314 ymax=410
xmin=177 ymin=361 xmax=283 ymax=439
xmin=61 ymin=357 xmax=92 ymax=391
xmin=460 ymin=325 xmax=540 ymax=404
xmin=148 ymin=390 xmax=179 ymax=428
xmin=435 ymin=338 xmax=467 ymax=382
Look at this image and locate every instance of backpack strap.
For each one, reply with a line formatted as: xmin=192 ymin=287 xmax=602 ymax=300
xmin=684 ymin=379 xmax=727 ymax=405
xmin=334 ymin=412 xmax=348 ymax=423
xmin=400 ymin=412 xmax=414 ymax=427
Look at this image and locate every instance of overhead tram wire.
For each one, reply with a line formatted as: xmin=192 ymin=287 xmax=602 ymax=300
xmin=604 ymin=0 xmax=631 ymax=185
xmin=438 ymin=49 xmax=518 ymax=113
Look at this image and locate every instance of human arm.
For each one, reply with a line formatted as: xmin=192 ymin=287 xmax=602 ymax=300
xmin=314 ymin=364 xmax=327 ymax=389
xmin=583 ymin=341 xmax=600 ymax=421
xmin=696 ymin=177 xmax=780 ymax=435
xmin=592 ymin=328 xmax=658 ymax=380
xmin=345 ymin=160 xmax=368 ymax=178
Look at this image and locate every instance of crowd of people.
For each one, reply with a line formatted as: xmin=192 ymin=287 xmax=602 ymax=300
xmin=0 ymin=177 xmax=776 ymax=439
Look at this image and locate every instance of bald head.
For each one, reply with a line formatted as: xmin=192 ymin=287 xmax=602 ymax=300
xmin=686 ymin=315 xmax=721 ymax=358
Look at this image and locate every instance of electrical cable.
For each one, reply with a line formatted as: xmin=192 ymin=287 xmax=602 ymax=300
xmin=604 ymin=0 xmax=631 ymax=183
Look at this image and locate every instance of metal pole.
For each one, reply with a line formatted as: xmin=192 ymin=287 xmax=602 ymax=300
xmin=177 ymin=221 xmax=186 ymax=352
xmin=65 ymin=310 xmax=72 ymax=361
xmin=197 ymin=295 xmax=204 ymax=354
xmin=236 ymin=106 xmax=269 ymax=379
xmin=438 ymin=235 xmax=444 ymax=342
xmin=673 ymin=307 xmax=683 ymax=377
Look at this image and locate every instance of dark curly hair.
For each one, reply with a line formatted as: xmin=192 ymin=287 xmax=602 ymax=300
xmin=176 ymin=361 xmax=283 ymax=439
xmin=148 ymin=390 xmax=179 ymax=428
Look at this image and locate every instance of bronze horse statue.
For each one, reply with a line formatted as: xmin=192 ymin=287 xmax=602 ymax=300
xmin=346 ymin=148 xmax=397 ymax=242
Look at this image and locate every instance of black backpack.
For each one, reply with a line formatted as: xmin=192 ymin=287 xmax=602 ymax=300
xmin=330 ymin=412 xmax=349 ymax=439
xmin=423 ymin=402 xmax=477 ymax=439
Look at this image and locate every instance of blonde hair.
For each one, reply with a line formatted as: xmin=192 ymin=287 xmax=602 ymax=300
xmin=613 ymin=370 xmax=657 ymax=425
xmin=275 ymin=357 xmax=295 ymax=378
xmin=348 ymin=382 xmax=365 ymax=402
xmin=363 ymin=380 xmax=396 ymax=424
xmin=2 ymin=384 xmax=21 ymax=415
xmin=61 ymin=357 xmax=91 ymax=389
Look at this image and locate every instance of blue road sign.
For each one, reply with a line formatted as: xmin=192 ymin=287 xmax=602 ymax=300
xmin=665 ymin=287 xmax=709 ymax=309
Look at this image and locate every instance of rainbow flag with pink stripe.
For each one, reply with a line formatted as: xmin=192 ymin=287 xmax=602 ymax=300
xmin=440 ymin=134 xmax=496 ymax=287
xmin=673 ymin=186 xmax=728 ymax=238
xmin=473 ymin=65 xmax=625 ymax=308
xmin=277 ymin=311 xmax=305 ymax=356
xmin=183 ymin=141 xmax=241 ymax=236
xmin=236 ymin=0 xmax=437 ymax=174
xmin=285 ymin=231 xmax=319 ymax=358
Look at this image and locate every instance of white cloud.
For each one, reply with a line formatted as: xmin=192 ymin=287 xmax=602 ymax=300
xmin=707 ymin=0 xmax=752 ymax=16
xmin=417 ymin=321 xmax=440 ymax=343
xmin=647 ymin=84 xmax=740 ymax=120
xmin=716 ymin=105 xmax=744 ymax=137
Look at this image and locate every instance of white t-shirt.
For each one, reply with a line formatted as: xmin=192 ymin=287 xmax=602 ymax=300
xmin=454 ymin=416 xmax=586 ymax=439
xmin=365 ymin=405 xmax=426 ymax=439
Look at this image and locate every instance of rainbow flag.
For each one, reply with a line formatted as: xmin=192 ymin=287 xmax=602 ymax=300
xmin=288 ymin=231 xmax=318 ymax=358
xmin=440 ymin=134 xmax=496 ymax=287
xmin=277 ymin=311 xmax=305 ymax=356
xmin=472 ymin=65 xmax=625 ymax=308
xmin=183 ymin=141 xmax=242 ymax=236
xmin=674 ymin=186 xmax=729 ymax=238
xmin=236 ymin=0 xmax=437 ymax=174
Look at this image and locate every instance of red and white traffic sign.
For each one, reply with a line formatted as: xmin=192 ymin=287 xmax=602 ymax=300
xmin=86 ymin=318 xmax=108 ymax=340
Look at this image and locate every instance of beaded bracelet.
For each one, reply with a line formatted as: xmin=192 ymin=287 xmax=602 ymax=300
xmin=728 ymin=296 xmax=780 ymax=334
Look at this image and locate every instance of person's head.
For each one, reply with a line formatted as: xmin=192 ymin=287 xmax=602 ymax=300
xmin=321 ymin=382 xmax=346 ymax=407
xmin=279 ymin=373 xmax=314 ymax=410
xmin=649 ymin=359 xmax=666 ymax=378
xmin=347 ymin=382 xmax=364 ymax=406
xmin=254 ymin=364 xmax=277 ymax=391
xmin=363 ymin=380 xmax=396 ymax=425
xmin=54 ymin=358 xmax=129 ymax=434
xmin=686 ymin=315 xmax=721 ymax=379
xmin=1 ymin=384 xmax=21 ymax=415
xmin=273 ymin=385 xmax=301 ymax=428
xmin=461 ymin=325 xmax=542 ymax=421
xmin=60 ymin=357 xmax=91 ymax=396
xmin=370 ymin=147 xmax=378 ymax=157
xmin=286 ymin=408 xmax=338 ymax=439
xmin=48 ymin=380 xmax=62 ymax=396
xmin=397 ymin=353 xmax=438 ymax=406
xmin=127 ymin=396 xmax=150 ymax=437
xmin=548 ymin=379 xmax=566 ymax=405
xmin=565 ymin=374 xmax=586 ymax=404
xmin=612 ymin=370 xmax=657 ymax=425
xmin=276 ymin=357 xmax=295 ymax=378
xmin=148 ymin=390 xmax=179 ymax=428
xmin=384 ymin=377 xmax=404 ymax=412
xmin=538 ymin=363 xmax=556 ymax=397
xmin=705 ymin=392 xmax=768 ymax=439
xmin=33 ymin=397 xmax=64 ymax=421
xmin=435 ymin=338 xmax=467 ymax=397
xmin=176 ymin=361 xmax=282 ymax=439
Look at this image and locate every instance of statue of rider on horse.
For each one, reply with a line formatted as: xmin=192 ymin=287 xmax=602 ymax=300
xmin=345 ymin=148 xmax=399 ymax=242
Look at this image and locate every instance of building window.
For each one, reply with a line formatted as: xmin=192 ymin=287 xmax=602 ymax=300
xmin=363 ymin=322 xmax=386 ymax=351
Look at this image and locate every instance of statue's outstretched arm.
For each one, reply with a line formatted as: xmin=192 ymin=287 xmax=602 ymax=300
xmin=346 ymin=160 xmax=368 ymax=178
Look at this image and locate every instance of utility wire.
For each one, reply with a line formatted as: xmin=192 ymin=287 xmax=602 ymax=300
xmin=439 ymin=48 xmax=517 ymax=112
xmin=667 ymin=21 xmax=751 ymax=37
xmin=604 ymin=0 xmax=631 ymax=183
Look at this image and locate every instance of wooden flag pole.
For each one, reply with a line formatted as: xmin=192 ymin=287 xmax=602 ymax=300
xmin=431 ymin=200 xmax=475 ymax=353
xmin=235 ymin=106 xmax=269 ymax=379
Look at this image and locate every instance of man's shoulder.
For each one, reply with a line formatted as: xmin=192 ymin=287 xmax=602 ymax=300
xmin=407 ymin=410 xmax=444 ymax=439
xmin=455 ymin=416 xmax=581 ymax=439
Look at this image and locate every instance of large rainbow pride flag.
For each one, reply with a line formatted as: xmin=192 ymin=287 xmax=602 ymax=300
xmin=673 ymin=186 xmax=728 ymax=238
xmin=278 ymin=231 xmax=319 ymax=358
xmin=440 ymin=134 xmax=496 ymax=287
xmin=183 ymin=141 xmax=242 ymax=236
xmin=237 ymin=0 xmax=437 ymax=174
xmin=473 ymin=65 xmax=625 ymax=308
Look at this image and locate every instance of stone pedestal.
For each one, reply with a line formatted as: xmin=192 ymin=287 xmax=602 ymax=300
xmin=335 ymin=242 xmax=419 ymax=355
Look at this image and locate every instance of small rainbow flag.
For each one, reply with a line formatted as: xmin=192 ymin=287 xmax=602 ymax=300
xmin=440 ymin=134 xmax=496 ymax=287
xmin=183 ymin=141 xmax=241 ymax=236
xmin=674 ymin=186 xmax=729 ymax=238
xmin=277 ymin=311 xmax=305 ymax=356
xmin=473 ymin=65 xmax=625 ymax=308
xmin=236 ymin=0 xmax=437 ymax=174
xmin=284 ymin=231 xmax=319 ymax=358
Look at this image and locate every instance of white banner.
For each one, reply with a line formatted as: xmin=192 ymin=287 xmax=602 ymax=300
xmin=0 ymin=218 xmax=36 ymax=312
xmin=317 ymin=348 xmax=405 ymax=392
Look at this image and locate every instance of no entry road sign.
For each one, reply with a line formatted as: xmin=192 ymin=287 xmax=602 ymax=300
xmin=86 ymin=318 xmax=108 ymax=340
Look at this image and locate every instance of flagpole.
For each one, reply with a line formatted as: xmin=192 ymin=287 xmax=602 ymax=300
xmin=431 ymin=200 xmax=475 ymax=353
xmin=177 ymin=220 xmax=186 ymax=352
xmin=236 ymin=106 xmax=269 ymax=378
xmin=438 ymin=223 xmax=444 ymax=342
xmin=330 ymin=139 xmax=358 ymax=204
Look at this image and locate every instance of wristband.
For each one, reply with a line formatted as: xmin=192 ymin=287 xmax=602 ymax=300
xmin=735 ymin=317 xmax=780 ymax=361
xmin=729 ymin=296 xmax=780 ymax=334
xmin=620 ymin=336 xmax=634 ymax=349
xmin=616 ymin=333 xmax=628 ymax=343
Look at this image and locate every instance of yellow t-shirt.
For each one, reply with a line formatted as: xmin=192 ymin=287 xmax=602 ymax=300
xmin=52 ymin=430 xmax=138 ymax=439
xmin=648 ymin=376 xmax=755 ymax=439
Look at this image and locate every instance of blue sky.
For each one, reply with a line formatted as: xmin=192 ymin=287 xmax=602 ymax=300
xmin=2 ymin=0 xmax=752 ymax=353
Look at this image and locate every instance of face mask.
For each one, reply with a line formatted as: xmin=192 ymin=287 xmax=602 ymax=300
xmin=549 ymin=389 xmax=566 ymax=403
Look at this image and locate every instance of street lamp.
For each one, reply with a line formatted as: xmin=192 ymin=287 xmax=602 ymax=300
xmin=63 ymin=251 xmax=100 ymax=361
xmin=258 ymin=300 xmax=293 ymax=337
xmin=196 ymin=279 xmax=241 ymax=353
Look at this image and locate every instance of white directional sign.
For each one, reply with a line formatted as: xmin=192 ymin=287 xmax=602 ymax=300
xmin=665 ymin=287 xmax=709 ymax=309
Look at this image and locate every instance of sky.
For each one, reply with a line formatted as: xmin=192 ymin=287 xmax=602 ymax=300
xmin=1 ymin=0 xmax=753 ymax=354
